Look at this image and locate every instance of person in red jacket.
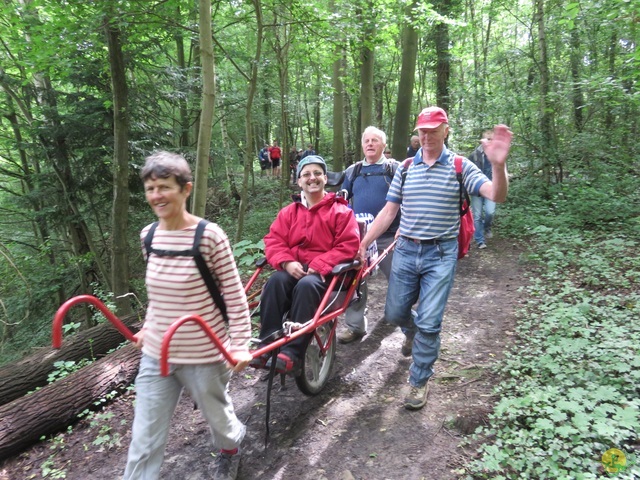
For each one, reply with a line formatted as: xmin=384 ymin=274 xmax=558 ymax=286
xmin=267 ymin=140 xmax=282 ymax=178
xmin=254 ymin=155 xmax=360 ymax=372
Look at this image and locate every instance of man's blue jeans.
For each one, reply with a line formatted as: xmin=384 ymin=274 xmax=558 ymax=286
xmin=471 ymin=195 xmax=496 ymax=245
xmin=384 ymin=236 xmax=458 ymax=387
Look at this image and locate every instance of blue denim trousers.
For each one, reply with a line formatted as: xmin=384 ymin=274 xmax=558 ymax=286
xmin=123 ymin=354 xmax=245 ymax=480
xmin=384 ymin=236 xmax=458 ymax=387
xmin=470 ymin=195 xmax=496 ymax=244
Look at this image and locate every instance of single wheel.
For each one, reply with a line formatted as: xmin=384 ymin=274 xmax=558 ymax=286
xmin=295 ymin=321 xmax=336 ymax=395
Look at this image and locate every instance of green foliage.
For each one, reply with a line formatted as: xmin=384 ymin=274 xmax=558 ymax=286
xmin=88 ymin=411 xmax=122 ymax=451
xmin=466 ymin=177 xmax=640 ymax=478
xmin=46 ymin=359 xmax=91 ymax=384
xmin=233 ymin=239 xmax=265 ymax=275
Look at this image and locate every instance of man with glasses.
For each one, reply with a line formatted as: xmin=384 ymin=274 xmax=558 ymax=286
xmin=252 ymin=155 xmax=360 ymax=373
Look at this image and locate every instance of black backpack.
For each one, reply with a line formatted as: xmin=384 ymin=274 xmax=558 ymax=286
xmin=143 ymin=219 xmax=229 ymax=323
xmin=348 ymin=159 xmax=398 ymax=184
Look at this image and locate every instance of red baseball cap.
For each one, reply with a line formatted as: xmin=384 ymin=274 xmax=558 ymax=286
xmin=414 ymin=107 xmax=449 ymax=130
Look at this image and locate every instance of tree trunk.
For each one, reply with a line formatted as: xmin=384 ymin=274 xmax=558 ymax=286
xmin=0 ymin=314 xmax=140 ymax=406
xmin=176 ymin=5 xmax=190 ymax=148
xmin=192 ymin=0 xmax=216 ymax=217
xmin=359 ymin=2 xmax=375 ymax=146
xmin=434 ymin=11 xmax=451 ymax=111
xmin=105 ymin=14 xmax=132 ymax=316
xmin=331 ymin=39 xmax=345 ymax=171
xmin=392 ymin=1 xmax=419 ymax=161
xmin=569 ymin=28 xmax=584 ymax=133
xmin=236 ymin=0 xmax=263 ymax=243
xmin=0 ymin=345 xmax=141 ymax=459
xmin=534 ymin=0 xmax=556 ymax=183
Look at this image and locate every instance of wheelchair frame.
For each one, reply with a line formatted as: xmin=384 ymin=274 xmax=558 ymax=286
xmin=52 ymin=241 xmax=395 ymax=398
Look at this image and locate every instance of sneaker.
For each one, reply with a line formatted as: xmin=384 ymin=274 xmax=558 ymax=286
xmin=337 ymin=329 xmax=364 ymax=344
xmin=485 ymin=229 xmax=493 ymax=239
xmin=477 ymin=242 xmax=487 ymax=249
xmin=404 ymin=382 xmax=429 ymax=411
xmin=401 ymin=331 xmax=415 ymax=357
xmin=265 ymin=351 xmax=298 ymax=374
xmin=212 ymin=450 xmax=241 ymax=480
xmin=249 ymin=353 xmax=269 ymax=369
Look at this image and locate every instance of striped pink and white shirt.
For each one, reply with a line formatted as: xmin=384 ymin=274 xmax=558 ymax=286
xmin=140 ymin=221 xmax=251 ymax=364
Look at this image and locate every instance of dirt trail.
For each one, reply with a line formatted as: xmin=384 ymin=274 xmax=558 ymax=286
xmin=0 ymin=237 xmax=526 ymax=480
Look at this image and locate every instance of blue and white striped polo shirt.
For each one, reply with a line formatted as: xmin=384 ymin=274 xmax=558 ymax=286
xmin=386 ymin=146 xmax=488 ymax=241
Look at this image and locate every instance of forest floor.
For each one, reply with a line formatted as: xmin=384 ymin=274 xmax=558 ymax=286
xmin=0 ymin=236 xmax=527 ymax=480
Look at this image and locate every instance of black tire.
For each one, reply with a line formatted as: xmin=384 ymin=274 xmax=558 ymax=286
xmin=295 ymin=321 xmax=336 ymax=396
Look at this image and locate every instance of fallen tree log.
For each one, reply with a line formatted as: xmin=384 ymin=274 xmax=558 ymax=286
xmin=0 ymin=313 xmax=141 ymax=406
xmin=0 ymin=344 xmax=141 ymax=459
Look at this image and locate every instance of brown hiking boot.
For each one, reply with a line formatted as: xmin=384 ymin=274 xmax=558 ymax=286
xmin=337 ymin=329 xmax=364 ymax=344
xmin=401 ymin=331 xmax=415 ymax=357
xmin=404 ymin=382 xmax=429 ymax=410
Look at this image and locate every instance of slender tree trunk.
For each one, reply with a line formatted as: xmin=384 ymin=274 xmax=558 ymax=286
xmin=176 ymin=5 xmax=190 ymax=148
xmin=534 ymin=0 xmax=556 ymax=183
xmin=569 ymin=28 xmax=584 ymax=133
xmin=105 ymin=15 xmax=132 ymax=316
xmin=271 ymin=7 xmax=291 ymax=201
xmin=604 ymin=31 xmax=617 ymax=132
xmin=392 ymin=1 xmax=419 ymax=160
xmin=313 ymin=73 xmax=321 ymax=153
xmin=434 ymin=0 xmax=452 ymax=112
xmin=332 ymin=39 xmax=346 ymax=171
xmin=192 ymin=0 xmax=216 ymax=216
xmin=236 ymin=0 xmax=263 ymax=243
xmin=359 ymin=2 xmax=375 ymax=149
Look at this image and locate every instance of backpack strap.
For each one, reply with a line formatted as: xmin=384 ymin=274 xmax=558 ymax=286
xmin=399 ymin=157 xmax=414 ymax=192
xmin=192 ymin=221 xmax=229 ymax=324
xmin=348 ymin=161 xmax=364 ymax=183
xmin=349 ymin=159 xmax=397 ymax=183
xmin=454 ymin=155 xmax=471 ymax=216
xmin=143 ymin=219 xmax=229 ymax=324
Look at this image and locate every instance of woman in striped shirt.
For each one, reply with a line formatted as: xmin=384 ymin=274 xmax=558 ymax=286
xmin=123 ymin=151 xmax=251 ymax=480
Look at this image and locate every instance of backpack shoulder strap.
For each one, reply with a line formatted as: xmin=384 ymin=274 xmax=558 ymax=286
xmin=454 ymin=155 xmax=471 ymax=216
xmin=385 ymin=159 xmax=400 ymax=179
xmin=349 ymin=161 xmax=364 ymax=183
xmin=143 ymin=222 xmax=159 ymax=260
xmin=400 ymin=157 xmax=414 ymax=190
xmin=192 ymin=220 xmax=229 ymax=324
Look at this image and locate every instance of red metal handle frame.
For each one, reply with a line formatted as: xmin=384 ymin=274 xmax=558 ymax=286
xmin=361 ymin=238 xmax=397 ymax=278
xmin=52 ymin=295 xmax=137 ymax=348
xmin=160 ymin=243 xmax=397 ymax=375
xmin=160 ymin=315 xmax=238 ymax=376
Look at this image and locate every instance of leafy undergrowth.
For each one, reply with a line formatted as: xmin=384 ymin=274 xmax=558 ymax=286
xmin=465 ymin=183 xmax=640 ymax=479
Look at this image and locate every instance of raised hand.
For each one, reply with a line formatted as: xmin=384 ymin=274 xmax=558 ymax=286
xmin=482 ymin=124 xmax=513 ymax=167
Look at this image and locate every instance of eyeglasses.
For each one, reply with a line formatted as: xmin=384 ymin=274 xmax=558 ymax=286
xmin=300 ymin=170 xmax=325 ymax=179
xmin=384 ymin=151 xmax=391 ymax=155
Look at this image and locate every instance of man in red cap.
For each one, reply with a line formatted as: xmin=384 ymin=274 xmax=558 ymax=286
xmin=358 ymin=106 xmax=512 ymax=411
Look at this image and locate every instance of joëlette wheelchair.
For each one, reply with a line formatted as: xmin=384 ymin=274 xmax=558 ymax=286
xmin=51 ymin=237 xmax=391 ymax=393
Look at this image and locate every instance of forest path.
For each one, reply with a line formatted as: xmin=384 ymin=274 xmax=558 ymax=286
xmin=0 ymin=236 xmax=527 ymax=480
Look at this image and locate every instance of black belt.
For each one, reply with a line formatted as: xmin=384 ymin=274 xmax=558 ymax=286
xmin=401 ymin=235 xmax=440 ymax=245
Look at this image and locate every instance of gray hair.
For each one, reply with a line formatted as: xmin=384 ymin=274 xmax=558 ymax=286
xmin=140 ymin=151 xmax=193 ymax=188
xmin=361 ymin=126 xmax=387 ymax=146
